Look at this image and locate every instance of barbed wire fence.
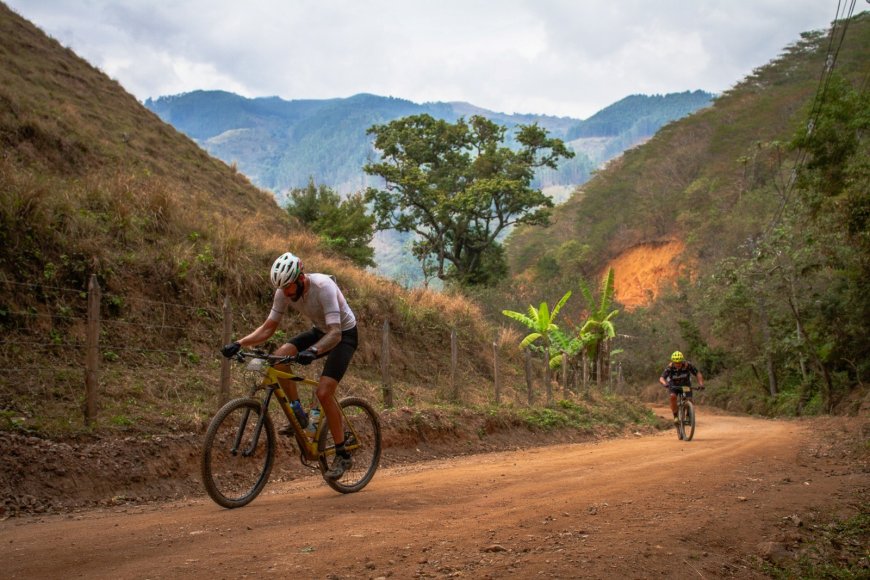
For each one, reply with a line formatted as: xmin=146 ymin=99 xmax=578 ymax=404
xmin=1 ymin=275 xmax=621 ymax=428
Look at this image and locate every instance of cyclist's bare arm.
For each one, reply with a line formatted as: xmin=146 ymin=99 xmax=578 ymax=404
xmin=311 ymin=322 xmax=341 ymax=354
xmin=237 ymin=318 xmax=280 ymax=349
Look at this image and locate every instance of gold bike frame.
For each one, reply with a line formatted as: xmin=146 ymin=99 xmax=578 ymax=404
xmin=256 ymin=364 xmax=360 ymax=462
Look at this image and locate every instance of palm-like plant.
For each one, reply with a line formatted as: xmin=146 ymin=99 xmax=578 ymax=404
xmin=578 ymin=267 xmax=619 ymax=384
xmin=502 ymin=290 xmax=571 ymax=405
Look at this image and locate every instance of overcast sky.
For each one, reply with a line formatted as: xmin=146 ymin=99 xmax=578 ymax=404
xmin=6 ymin=0 xmax=847 ymax=120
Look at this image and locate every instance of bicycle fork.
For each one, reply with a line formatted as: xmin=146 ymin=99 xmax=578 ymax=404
xmin=232 ymin=389 xmax=274 ymax=457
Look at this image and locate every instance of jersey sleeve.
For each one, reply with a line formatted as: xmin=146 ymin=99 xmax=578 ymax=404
xmin=267 ymin=289 xmax=288 ymax=323
xmin=319 ymin=280 xmax=342 ymax=326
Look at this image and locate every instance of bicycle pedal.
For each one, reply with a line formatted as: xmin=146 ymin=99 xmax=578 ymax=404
xmin=299 ymin=454 xmax=318 ymax=471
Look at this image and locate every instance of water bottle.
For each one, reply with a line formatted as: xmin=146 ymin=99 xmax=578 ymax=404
xmin=290 ymin=400 xmax=308 ymax=427
xmin=307 ymin=408 xmax=320 ymax=434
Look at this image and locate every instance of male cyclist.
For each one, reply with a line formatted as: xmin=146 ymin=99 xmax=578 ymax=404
xmin=220 ymin=252 xmax=358 ymax=480
xmin=659 ymin=351 xmax=705 ymax=424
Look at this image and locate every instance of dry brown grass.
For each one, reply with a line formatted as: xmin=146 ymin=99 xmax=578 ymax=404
xmin=0 ymin=4 xmax=554 ymax=436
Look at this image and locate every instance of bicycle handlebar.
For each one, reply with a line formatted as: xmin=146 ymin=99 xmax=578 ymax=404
xmin=664 ymin=383 xmax=705 ymax=391
xmin=234 ymin=350 xmax=298 ymax=366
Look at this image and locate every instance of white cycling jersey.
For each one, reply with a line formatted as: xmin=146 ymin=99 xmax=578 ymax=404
xmin=267 ymin=273 xmax=356 ymax=332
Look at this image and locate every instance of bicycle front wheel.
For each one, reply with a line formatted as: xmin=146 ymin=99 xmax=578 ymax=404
xmin=201 ymin=397 xmax=276 ymax=508
xmin=318 ymin=396 xmax=382 ymax=494
xmin=680 ymin=400 xmax=696 ymax=441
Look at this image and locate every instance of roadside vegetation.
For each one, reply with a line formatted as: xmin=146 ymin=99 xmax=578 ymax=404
xmin=505 ymin=14 xmax=870 ymax=417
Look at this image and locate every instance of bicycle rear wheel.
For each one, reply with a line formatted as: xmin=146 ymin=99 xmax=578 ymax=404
xmin=201 ymin=397 xmax=276 ymax=508
xmin=680 ymin=400 xmax=696 ymax=441
xmin=318 ymin=396 xmax=381 ymax=493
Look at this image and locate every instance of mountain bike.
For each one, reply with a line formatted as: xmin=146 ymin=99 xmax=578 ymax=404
xmin=201 ymin=350 xmax=381 ymax=508
xmin=674 ymin=385 xmax=703 ymax=441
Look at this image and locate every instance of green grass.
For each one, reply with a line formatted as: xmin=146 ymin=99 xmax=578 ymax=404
xmin=762 ymin=504 xmax=870 ymax=579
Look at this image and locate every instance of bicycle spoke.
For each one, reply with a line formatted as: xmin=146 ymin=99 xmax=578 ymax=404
xmin=318 ymin=397 xmax=381 ymax=494
xmin=202 ymin=398 xmax=275 ymax=508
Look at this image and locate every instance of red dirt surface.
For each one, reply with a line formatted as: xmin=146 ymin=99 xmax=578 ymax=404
xmin=1 ymin=407 xmax=866 ymax=579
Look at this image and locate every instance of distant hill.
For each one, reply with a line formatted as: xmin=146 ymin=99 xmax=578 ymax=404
xmin=145 ymin=89 xmax=713 ymax=286
xmin=144 ymin=90 xmax=714 ymax=195
xmin=506 ymin=21 xmax=870 ymax=290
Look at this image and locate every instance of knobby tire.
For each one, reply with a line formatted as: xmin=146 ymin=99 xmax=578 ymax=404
xmin=317 ymin=396 xmax=382 ymax=493
xmin=201 ymin=397 xmax=276 ymax=508
xmin=680 ymin=400 xmax=696 ymax=442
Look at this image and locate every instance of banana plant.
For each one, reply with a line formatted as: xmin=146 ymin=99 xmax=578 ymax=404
xmin=578 ymin=267 xmax=619 ymax=383
xmin=502 ymin=290 xmax=571 ymax=405
xmin=502 ymin=290 xmax=571 ymax=354
xmin=549 ymin=327 xmax=590 ymax=370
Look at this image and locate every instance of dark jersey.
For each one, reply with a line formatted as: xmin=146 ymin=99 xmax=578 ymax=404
xmin=661 ymin=362 xmax=699 ymax=387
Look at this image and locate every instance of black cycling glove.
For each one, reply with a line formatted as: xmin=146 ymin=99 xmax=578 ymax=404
xmin=296 ymin=349 xmax=317 ymax=365
xmin=221 ymin=341 xmax=241 ymax=358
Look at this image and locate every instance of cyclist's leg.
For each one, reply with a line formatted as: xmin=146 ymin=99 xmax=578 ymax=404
xmin=317 ymin=376 xmax=343 ymax=444
xmin=317 ymin=327 xmax=358 ymax=445
xmin=275 ymin=328 xmax=321 ymax=401
xmin=273 ymin=342 xmax=301 ymax=400
xmin=668 ymin=390 xmax=679 ymax=417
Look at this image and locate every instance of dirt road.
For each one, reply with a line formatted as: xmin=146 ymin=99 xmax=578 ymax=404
xmin=1 ymin=408 xmax=864 ymax=579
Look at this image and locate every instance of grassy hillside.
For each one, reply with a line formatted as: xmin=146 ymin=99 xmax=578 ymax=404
xmin=505 ymin=12 xmax=870 ymax=415
xmin=1 ymin=3 xmax=565 ymax=435
xmin=509 ymin=15 xmax=868 ymax=290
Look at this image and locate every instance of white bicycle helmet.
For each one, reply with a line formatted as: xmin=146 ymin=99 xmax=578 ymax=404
xmin=270 ymin=252 xmax=303 ymax=288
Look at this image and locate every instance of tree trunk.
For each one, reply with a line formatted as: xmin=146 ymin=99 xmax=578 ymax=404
xmin=787 ymin=295 xmax=834 ymax=412
xmin=755 ymin=294 xmax=778 ymax=396
xmin=789 ymin=279 xmax=809 ymax=383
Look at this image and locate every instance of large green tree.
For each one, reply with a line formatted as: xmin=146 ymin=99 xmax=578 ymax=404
xmin=364 ymin=114 xmax=574 ymax=286
xmin=285 ymin=179 xmax=376 ymax=268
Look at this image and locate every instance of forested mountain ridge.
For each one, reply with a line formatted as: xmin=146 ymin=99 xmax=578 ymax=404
xmin=144 ymin=90 xmax=713 ymax=194
xmin=505 ymin=12 xmax=869 ymax=415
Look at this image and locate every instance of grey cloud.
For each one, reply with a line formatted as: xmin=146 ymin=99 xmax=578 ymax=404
xmin=6 ymin=0 xmax=841 ymax=117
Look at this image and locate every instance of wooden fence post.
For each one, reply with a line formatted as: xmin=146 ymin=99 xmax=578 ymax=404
xmin=84 ymin=274 xmax=100 ymax=426
xmin=381 ymin=320 xmax=394 ymax=408
xmin=524 ymin=348 xmax=533 ymax=406
xmin=583 ymin=349 xmax=590 ymax=400
xmin=219 ymin=296 xmax=232 ymax=406
xmin=545 ymin=354 xmax=553 ymax=407
xmin=617 ymin=362 xmax=624 ymax=393
xmin=562 ymin=351 xmax=569 ymax=398
xmin=493 ymin=341 xmax=501 ymax=406
xmin=450 ymin=328 xmax=458 ymax=401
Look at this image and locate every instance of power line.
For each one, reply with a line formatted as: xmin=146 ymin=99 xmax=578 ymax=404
xmin=762 ymin=0 xmax=858 ymax=238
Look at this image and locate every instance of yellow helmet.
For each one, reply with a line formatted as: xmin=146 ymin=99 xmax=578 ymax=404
xmin=670 ymin=351 xmax=685 ymax=363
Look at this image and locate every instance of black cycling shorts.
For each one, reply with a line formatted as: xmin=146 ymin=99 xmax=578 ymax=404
xmin=667 ymin=385 xmax=693 ymax=397
xmin=288 ymin=325 xmax=358 ymax=382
